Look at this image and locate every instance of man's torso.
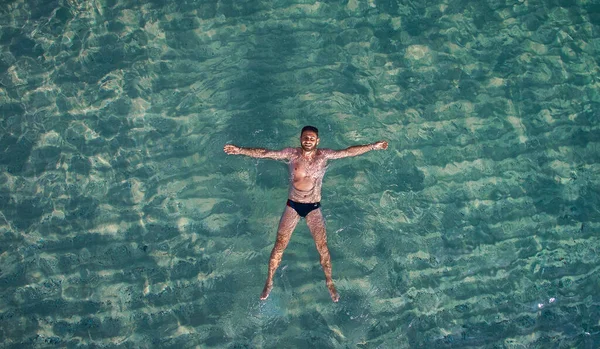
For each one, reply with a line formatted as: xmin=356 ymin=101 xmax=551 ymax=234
xmin=287 ymin=148 xmax=328 ymax=203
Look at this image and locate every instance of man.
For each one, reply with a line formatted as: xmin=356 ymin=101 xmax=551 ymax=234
xmin=223 ymin=126 xmax=388 ymax=302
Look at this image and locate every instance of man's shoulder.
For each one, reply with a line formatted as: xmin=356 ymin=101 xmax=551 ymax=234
xmin=317 ymin=148 xmax=334 ymax=154
xmin=317 ymin=148 xmax=335 ymax=158
xmin=285 ymin=147 xmax=301 ymax=153
xmin=281 ymin=147 xmax=301 ymax=158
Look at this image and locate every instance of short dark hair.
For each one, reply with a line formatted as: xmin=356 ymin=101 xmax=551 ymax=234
xmin=301 ymin=125 xmax=319 ymax=136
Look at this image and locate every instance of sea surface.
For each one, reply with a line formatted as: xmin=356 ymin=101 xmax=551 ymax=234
xmin=1 ymin=0 xmax=599 ymax=348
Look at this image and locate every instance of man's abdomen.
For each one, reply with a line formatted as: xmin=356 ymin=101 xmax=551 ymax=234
xmin=288 ymin=184 xmax=321 ymax=203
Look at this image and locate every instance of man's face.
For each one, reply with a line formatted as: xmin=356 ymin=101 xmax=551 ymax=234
xmin=300 ymin=131 xmax=319 ymax=151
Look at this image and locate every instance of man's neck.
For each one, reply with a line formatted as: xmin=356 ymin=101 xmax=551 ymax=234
xmin=301 ymin=148 xmax=317 ymax=159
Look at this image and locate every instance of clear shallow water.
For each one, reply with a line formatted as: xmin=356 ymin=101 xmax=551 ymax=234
xmin=1 ymin=0 xmax=599 ymax=347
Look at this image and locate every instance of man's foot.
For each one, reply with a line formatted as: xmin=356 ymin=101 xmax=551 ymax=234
xmin=260 ymin=282 xmax=273 ymax=300
xmin=327 ymin=282 xmax=340 ymax=302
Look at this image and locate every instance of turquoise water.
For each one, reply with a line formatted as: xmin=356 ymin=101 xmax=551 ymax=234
xmin=1 ymin=0 xmax=600 ymax=347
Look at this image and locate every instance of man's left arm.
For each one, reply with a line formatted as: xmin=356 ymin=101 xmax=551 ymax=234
xmin=323 ymin=140 xmax=388 ymax=159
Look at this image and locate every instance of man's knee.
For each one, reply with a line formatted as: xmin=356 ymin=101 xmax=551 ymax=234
xmin=320 ymin=254 xmax=331 ymax=268
xmin=318 ymin=247 xmax=330 ymax=260
xmin=275 ymin=231 xmax=292 ymax=243
xmin=272 ymin=244 xmax=287 ymax=255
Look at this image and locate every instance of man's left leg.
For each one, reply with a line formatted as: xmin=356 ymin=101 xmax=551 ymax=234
xmin=306 ymin=208 xmax=340 ymax=302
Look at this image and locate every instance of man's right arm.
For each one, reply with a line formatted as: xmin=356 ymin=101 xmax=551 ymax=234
xmin=224 ymin=145 xmax=294 ymax=160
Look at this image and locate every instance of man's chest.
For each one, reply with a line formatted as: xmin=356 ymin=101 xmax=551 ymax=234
xmin=289 ymin=157 xmax=327 ymax=177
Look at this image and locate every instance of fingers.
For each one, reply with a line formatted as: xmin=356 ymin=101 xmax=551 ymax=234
xmin=223 ymin=144 xmax=238 ymax=154
xmin=375 ymin=141 xmax=388 ymax=150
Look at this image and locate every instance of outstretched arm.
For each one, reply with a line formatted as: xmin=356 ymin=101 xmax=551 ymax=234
xmin=224 ymin=144 xmax=294 ymax=160
xmin=323 ymin=140 xmax=388 ymax=160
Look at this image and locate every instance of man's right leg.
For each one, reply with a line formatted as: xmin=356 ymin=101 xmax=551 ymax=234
xmin=260 ymin=205 xmax=300 ymax=300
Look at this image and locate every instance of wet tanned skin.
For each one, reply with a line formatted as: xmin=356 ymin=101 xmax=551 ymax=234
xmin=224 ymin=130 xmax=388 ymax=302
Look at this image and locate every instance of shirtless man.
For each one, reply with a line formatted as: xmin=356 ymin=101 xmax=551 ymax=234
xmin=223 ymin=126 xmax=388 ymax=302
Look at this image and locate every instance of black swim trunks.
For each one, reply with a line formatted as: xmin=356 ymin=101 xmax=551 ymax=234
xmin=287 ymin=199 xmax=321 ymax=218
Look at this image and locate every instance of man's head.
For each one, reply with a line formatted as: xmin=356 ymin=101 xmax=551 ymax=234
xmin=301 ymin=125 xmax=319 ymax=137
xmin=300 ymin=125 xmax=319 ymax=151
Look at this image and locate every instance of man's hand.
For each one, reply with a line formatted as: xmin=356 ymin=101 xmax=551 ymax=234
xmin=373 ymin=141 xmax=388 ymax=150
xmin=224 ymin=144 xmax=241 ymax=155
